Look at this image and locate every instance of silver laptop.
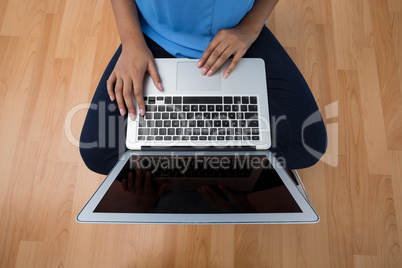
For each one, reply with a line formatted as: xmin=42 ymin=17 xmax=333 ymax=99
xmin=126 ymin=58 xmax=271 ymax=150
xmin=77 ymin=150 xmax=319 ymax=224
xmin=77 ymin=59 xmax=319 ymax=224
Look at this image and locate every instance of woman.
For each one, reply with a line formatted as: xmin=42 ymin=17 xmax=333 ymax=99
xmin=80 ymin=0 xmax=327 ymax=175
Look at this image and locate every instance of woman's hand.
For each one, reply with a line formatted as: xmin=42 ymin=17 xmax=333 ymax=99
xmin=107 ymin=43 xmax=162 ymax=121
xmin=197 ymin=25 xmax=259 ymax=79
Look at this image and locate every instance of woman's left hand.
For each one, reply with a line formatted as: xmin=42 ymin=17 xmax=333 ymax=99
xmin=197 ymin=25 xmax=259 ymax=78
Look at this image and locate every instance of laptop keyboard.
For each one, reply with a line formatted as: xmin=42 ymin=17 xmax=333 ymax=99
xmin=137 ymin=96 xmax=260 ymax=141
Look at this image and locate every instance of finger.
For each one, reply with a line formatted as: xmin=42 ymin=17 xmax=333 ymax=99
xmin=127 ymin=171 xmax=135 ymax=192
xmin=114 ymin=78 xmax=126 ymax=116
xmin=135 ymin=169 xmax=143 ymax=191
xmin=202 ymin=43 xmax=229 ymax=76
xmin=198 ymin=186 xmax=215 ymax=202
xmin=198 ymin=38 xmax=220 ymax=69
xmin=223 ymin=52 xmax=244 ymax=79
xmin=144 ymin=171 xmax=152 ymax=188
xmin=107 ymin=72 xmax=117 ymax=101
xmin=122 ymin=177 xmax=128 ymax=191
xmin=218 ymin=185 xmax=236 ymax=202
xmin=158 ymin=181 xmax=169 ymax=197
xmin=205 ymin=185 xmax=222 ymax=200
xmin=148 ymin=61 xmax=163 ymax=91
xmin=132 ymin=74 xmax=146 ymax=116
xmin=122 ymin=78 xmax=136 ymax=121
xmin=208 ymin=46 xmax=233 ymax=76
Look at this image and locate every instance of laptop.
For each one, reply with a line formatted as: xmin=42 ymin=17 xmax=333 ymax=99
xmin=77 ymin=58 xmax=319 ymax=224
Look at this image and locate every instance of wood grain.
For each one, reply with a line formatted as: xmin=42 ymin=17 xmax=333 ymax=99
xmin=1 ymin=0 xmax=401 ymax=267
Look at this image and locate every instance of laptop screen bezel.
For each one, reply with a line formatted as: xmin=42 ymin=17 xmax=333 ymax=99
xmin=77 ymin=151 xmax=319 ymax=224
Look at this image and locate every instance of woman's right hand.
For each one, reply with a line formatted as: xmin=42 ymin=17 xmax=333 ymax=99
xmin=107 ymin=43 xmax=162 ymax=120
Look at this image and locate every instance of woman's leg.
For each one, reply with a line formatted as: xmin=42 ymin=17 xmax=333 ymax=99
xmin=79 ymin=36 xmax=174 ymax=175
xmin=244 ymin=27 xmax=327 ymax=169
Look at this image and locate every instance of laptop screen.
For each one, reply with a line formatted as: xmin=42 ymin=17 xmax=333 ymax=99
xmin=93 ymin=154 xmax=301 ymax=214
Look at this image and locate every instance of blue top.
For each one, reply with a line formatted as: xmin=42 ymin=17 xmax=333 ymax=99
xmin=136 ymin=0 xmax=255 ymax=58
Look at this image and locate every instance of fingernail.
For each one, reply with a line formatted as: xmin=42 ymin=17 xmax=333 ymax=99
xmin=201 ymin=68 xmax=207 ymax=75
xmin=158 ymin=82 xmax=163 ymax=90
xmin=207 ymin=70 xmax=213 ymax=76
xmin=119 ymin=109 xmax=125 ymax=116
xmin=197 ymin=61 xmax=202 ymax=68
xmin=140 ymin=109 xmax=145 ymax=116
xmin=129 ymin=113 xmax=136 ymax=120
xmin=223 ymin=72 xmax=229 ymax=79
xmin=109 ymin=95 xmax=114 ymax=101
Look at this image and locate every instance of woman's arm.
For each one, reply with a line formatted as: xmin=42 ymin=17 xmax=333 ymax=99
xmin=197 ymin=0 xmax=279 ymax=78
xmin=107 ymin=0 xmax=162 ymax=120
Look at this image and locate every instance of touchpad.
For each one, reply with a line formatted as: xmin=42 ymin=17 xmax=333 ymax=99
xmin=176 ymin=62 xmax=221 ymax=91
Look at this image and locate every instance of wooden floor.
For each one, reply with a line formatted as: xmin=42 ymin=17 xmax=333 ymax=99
xmin=1 ymin=0 xmax=401 ymax=267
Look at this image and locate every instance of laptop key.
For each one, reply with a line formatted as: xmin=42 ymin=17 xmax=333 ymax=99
xmin=172 ymin=120 xmax=179 ymax=127
xmin=224 ymin=96 xmax=233 ymax=104
xmin=248 ymin=120 xmax=259 ymax=127
xmin=138 ymin=128 xmax=149 ymax=135
xmin=183 ymin=96 xmax=222 ymax=104
xmin=245 ymin=113 xmax=258 ymax=119
xmin=250 ymin=96 xmax=257 ymax=104
xmin=151 ymin=128 xmax=158 ymax=135
xmin=165 ymin=97 xmax=172 ymax=104
xmin=252 ymin=128 xmax=259 ymax=135
xmin=168 ymin=128 xmax=175 ymax=135
xmin=173 ymin=96 xmax=182 ymax=104
xmin=248 ymin=105 xmax=258 ymax=111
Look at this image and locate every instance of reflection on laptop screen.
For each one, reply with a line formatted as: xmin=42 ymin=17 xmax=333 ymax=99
xmin=94 ymin=154 xmax=301 ymax=214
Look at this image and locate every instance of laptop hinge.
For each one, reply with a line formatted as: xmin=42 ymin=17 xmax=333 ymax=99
xmin=141 ymin=146 xmax=256 ymax=151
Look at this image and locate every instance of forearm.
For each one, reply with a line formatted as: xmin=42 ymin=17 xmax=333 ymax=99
xmin=238 ymin=0 xmax=279 ymax=36
xmin=110 ymin=0 xmax=146 ymax=48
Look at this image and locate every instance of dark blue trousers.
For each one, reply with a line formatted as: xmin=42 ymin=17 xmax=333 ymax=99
xmin=80 ymin=27 xmax=327 ymax=175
